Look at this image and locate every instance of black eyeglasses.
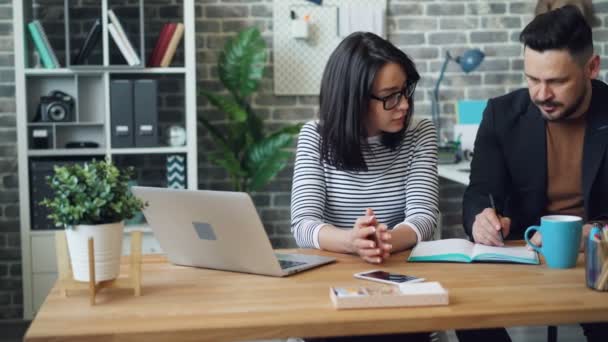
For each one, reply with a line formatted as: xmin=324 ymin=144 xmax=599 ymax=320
xmin=370 ymin=81 xmax=417 ymax=110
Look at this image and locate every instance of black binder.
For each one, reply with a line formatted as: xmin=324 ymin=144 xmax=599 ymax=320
xmin=72 ymin=18 xmax=101 ymax=65
xmin=133 ymin=79 xmax=159 ymax=147
xmin=110 ymin=79 xmax=134 ymax=147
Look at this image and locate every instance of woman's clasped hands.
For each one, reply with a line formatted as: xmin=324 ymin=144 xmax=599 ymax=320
xmin=348 ymin=208 xmax=392 ymax=264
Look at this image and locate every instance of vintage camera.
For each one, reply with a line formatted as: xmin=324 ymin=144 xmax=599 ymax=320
xmin=35 ymin=90 xmax=75 ymax=122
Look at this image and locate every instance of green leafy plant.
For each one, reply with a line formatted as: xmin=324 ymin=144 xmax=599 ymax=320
xmin=199 ymin=27 xmax=302 ymax=192
xmin=41 ymin=159 xmax=146 ymax=228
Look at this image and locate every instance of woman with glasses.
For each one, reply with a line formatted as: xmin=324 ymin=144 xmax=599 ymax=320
xmin=291 ymin=31 xmax=438 ymax=268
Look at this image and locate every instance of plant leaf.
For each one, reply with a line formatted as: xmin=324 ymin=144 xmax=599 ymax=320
xmin=244 ymin=103 xmax=264 ymax=143
xmin=200 ymin=90 xmax=247 ymax=123
xmin=245 ymin=134 xmax=290 ymax=171
xmin=40 ymin=160 xmax=147 ymax=227
xmin=209 ymin=152 xmax=246 ymax=179
xmin=219 ymin=27 xmax=267 ymax=99
xmin=248 ymin=151 xmax=291 ymax=192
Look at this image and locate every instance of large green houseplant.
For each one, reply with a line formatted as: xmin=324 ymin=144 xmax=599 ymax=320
xmin=199 ymin=27 xmax=302 ymax=192
xmin=41 ymin=159 xmax=146 ymax=282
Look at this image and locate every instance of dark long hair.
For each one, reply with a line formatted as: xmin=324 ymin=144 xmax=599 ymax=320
xmin=520 ymin=5 xmax=593 ymax=64
xmin=317 ymin=32 xmax=420 ymax=171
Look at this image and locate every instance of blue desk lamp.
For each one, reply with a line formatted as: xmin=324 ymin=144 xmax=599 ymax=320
xmin=431 ymin=49 xmax=485 ymax=142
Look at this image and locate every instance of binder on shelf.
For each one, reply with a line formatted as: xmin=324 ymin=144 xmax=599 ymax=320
xmin=148 ymin=23 xmax=177 ymax=67
xmin=72 ymin=19 xmax=102 ymax=65
xmin=108 ymin=9 xmax=141 ymax=65
xmin=159 ymin=23 xmax=184 ymax=67
xmin=133 ymin=79 xmax=158 ymax=147
xmin=33 ymin=21 xmax=60 ymax=68
xmin=110 ymin=80 xmax=134 ymax=148
xmin=108 ymin=23 xmax=137 ymax=66
xmin=27 ymin=21 xmax=57 ymax=69
xmin=29 ymin=126 xmax=53 ymax=150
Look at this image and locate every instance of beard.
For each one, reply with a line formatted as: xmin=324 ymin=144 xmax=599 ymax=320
xmin=535 ymin=87 xmax=587 ymax=122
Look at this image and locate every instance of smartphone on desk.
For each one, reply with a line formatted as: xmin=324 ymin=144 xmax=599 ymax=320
xmin=354 ymin=270 xmax=424 ymax=286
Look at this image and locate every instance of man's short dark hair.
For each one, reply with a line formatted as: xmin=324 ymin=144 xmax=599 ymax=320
xmin=520 ymin=4 xmax=593 ymax=63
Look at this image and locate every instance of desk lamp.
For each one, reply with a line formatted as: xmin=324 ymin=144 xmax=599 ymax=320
xmin=431 ymin=49 xmax=485 ymax=143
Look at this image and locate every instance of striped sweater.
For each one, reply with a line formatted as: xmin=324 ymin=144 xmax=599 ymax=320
xmin=290 ymin=119 xmax=439 ymax=249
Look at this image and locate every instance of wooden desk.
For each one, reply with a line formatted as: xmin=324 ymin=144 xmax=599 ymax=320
xmin=26 ymin=247 xmax=608 ymax=341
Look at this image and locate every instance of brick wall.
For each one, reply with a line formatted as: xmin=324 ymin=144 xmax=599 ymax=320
xmin=195 ymin=0 xmax=608 ymax=246
xmin=0 ymin=0 xmax=20 ymax=319
xmin=2 ymin=0 xmax=608 ymax=319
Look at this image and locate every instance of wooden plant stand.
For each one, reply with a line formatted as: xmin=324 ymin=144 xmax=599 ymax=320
xmin=54 ymin=230 xmax=142 ymax=305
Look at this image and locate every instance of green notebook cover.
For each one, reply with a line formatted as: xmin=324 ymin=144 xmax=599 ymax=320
xmin=408 ymin=239 xmax=539 ymax=265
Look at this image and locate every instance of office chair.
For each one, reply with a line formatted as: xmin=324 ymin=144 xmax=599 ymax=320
xmin=548 ymin=325 xmax=557 ymax=342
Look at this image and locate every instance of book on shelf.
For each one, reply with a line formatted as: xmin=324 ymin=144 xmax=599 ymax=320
xmin=407 ymin=238 xmax=540 ymax=265
xmin=27 ymin=20 xmax=59 ymax=69
xmin=159 ymin=23 xmax=184 ymax=67
xmin=108 ymin=23 xmax=138 ymax=66
xmin=72 ymin=18 xmax=102 ymax=65
xmin=148 ymin=22 xmax=177 ymax=67
xmin=108 ymin=9 xmax=141 ymax=66
xmin=33 ymin=21 xmax=60 ymax=68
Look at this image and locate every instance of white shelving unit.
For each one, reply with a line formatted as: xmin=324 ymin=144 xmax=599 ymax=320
xmin=13 ymin=0 xmax=197 ymax=319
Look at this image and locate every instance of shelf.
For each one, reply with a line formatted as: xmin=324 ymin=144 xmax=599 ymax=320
xmin=28 ymin=122 xmax=105 ymax=127
xmin=108 ymin=67 xmax=187 ymax=74
xmin=110 ymin=147 xmax=189 ymax=155
xmin=25 ymin=67 xmax=187 ymax=75
xmin=28 ymin=148 xmax=107 ymax=157
xmin=25 ymin=69 xmax=74 ymax=76
xmin=27 ymin=146 xmax=189 ymax=156
xmin=16 ymin=0 xmax=197 ymax=319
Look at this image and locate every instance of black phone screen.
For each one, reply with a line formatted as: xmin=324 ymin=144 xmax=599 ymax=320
xmin=362 ymin=271 xmax=419 ymax=283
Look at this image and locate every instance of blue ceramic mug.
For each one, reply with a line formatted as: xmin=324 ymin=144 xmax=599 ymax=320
xmin=525 ymin=215 xmax=582 ymax=269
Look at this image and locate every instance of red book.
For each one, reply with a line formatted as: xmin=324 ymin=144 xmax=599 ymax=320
xmin=148 ymin=23 xmax=177 ymax=67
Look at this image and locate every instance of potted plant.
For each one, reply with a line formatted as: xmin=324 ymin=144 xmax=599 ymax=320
xmin=199 ymin=27 xmax=302 ymax=192
xmin=41 ymin=159 xmax=146 ymax=282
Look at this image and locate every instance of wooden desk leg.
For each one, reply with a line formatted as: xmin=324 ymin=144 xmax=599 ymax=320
xmin=55 ymin=231 xmax=70 ymax=297
xmin=130 ymin=231 xmax=142 ymax=296
xmin=88 ymin=238 xmax=96 ymax=306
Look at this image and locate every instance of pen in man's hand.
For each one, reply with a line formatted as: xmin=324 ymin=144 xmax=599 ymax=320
xmin=488 ymin=193 xmax=505 ymax=241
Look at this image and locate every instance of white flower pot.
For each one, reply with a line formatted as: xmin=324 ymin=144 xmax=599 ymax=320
xmin=65 ymin=222 xmax=124 ymax=282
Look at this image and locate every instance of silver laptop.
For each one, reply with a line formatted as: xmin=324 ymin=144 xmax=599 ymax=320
xmin=131 ymin=186 xmax=335 ymax=277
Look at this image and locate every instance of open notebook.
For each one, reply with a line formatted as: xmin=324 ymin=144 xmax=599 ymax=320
xmin=408 ymin=239 xmax=539 ymax=265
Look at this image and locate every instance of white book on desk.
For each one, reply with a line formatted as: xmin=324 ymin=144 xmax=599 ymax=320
xmin=408 ymin=238 xmax=539 ymax=265
xmin=330 ymin=281 xmax=449 ymax=310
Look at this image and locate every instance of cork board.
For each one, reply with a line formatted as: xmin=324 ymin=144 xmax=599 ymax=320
xmin=273 ymin=0 xmax=387 ymax=95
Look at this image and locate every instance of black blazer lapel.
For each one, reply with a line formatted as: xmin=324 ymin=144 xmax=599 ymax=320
xmin=505 ymin=101 xmax=547 ymax=226
xmin=583 ymin=82 xmax=608 ymax=207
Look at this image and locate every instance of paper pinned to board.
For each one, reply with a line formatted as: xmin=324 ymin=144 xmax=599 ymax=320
xmin=338 ymin=4 xmax=386 ymax=38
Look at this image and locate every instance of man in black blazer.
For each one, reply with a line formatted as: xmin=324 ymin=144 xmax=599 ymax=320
xmin=464 ymin=6 xmax=608 ymax=248
xmin=460 ymin=5 xmax=607 ymax=342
